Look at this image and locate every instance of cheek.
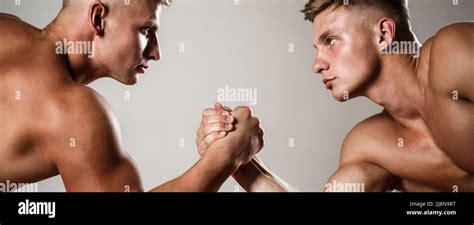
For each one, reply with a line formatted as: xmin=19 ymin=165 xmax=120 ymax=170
xmin=118 ymin=32 xmax=143 ymax=60
xmin=95 ymin=33 xmax=141 ymax=73
xmin=107 ymin=24 xmax=143 ymax=59
xmin=343 ymin=41 xmax=373 ymax=77
xmin=330 ymin=41 xmax=372 ymax=94
xmin=332 ymin=42 xmax=360 ymax=80
xmin=137 ymin=35 xmax=148 ymax=53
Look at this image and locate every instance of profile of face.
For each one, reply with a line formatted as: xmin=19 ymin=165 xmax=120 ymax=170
xmin=312 ymin=7 xmax=383 ymax=101
xmin=93 ymin=0 xmax=162 ymax=85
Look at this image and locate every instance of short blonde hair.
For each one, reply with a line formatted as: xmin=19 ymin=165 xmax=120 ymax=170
xmin=63 ymin=0 xmax=172 ymax=7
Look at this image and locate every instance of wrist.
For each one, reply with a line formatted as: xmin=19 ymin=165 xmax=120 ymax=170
xmin=232 ymin=157 xmax=267 ymax=190
xmin=203 ymin=145 xmax=241 ymax=172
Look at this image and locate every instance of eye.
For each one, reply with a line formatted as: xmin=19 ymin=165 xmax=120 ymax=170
xmin=140 ymin=27 xmax=152 ymax=38
xmin=327 ymin=37 xmax=336 ymax=46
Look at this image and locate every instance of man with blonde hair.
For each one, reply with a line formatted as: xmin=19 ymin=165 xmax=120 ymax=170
xmin=0 ymin=0 xmax=264 ymax=192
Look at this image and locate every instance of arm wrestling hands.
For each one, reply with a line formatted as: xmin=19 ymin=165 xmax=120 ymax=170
xmin=196 ymin=103 xmax=297 ymax=192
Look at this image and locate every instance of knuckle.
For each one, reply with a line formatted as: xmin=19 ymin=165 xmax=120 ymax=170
xmin=202 ymin=125 xmax=211 ymax=134
xmin=210 ymin=126 xmax=219 ymax=134
xmin=235 ymin=106 xmax=252 ymax=118
xmin=222 ymin=115 xmax=231 ymax=123
xmin=220 ymin=123 xmax=228 ymax=129
xmin=204 ymin=136 xmax=211 ymax=145
xmin=253 ymin=117 xmax=261 ymax=126
xmin=202 ymin=108 xmax=213 ymax=116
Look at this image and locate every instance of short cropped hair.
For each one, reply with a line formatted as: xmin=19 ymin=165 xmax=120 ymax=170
xmin=302 ymin=0 xmax=411 ymax=39
xmin=63 ymin=0 xmax=172 ymax=7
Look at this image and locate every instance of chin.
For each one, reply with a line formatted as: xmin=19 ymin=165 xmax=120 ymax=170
xmin=112 ymin=74 xmax=138 ymax=86
xmin=124 ymin=76 xmax=138 ymax=85
xmin=332 ymin=92 xmax=346 ymax=102
xmin=331 ymin=86 xmax=351 ymax=102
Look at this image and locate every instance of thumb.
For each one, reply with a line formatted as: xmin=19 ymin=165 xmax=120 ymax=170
xmin=215 ymin=102 xmax=232 ymax=112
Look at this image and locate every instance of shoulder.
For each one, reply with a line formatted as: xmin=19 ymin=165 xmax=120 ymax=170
xmin=428 ymin=22 xmax=473 ymax=100
xmin=44 ymin=86 xmax=143 ymax=191
xmin=0 ymin=13 xmax=40 ymax=61
xmin=45 ymin=85 xmax=123 ymax=160
xmin=430 ymin=22 xmax=473 ymax=62
xmin=432 ymin=22 xmax=473 ymax=43
xmin=63 ymin=85 xmax=119 ymax=129
xmin=0 ymin=13 xmax=39 ymax=38
xmin=339 ymin=111 xmax=394 ymax=166
xmin=0 ymin=13 xmax=22 ymax=23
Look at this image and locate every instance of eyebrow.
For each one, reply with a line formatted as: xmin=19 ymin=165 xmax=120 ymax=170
xmin=142 ymin=20 xmax=160 ymax=32
xmin=313 ymin=30 xmax=334 ymax=49
xmin=318 ymin=30 xmax=332 ymax=43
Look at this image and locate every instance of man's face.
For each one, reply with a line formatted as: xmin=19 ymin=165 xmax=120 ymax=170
xmin=95 ymin=1 xmax=162 ymax=85
xmin=312 ymin=7 xmax=381 ymax=101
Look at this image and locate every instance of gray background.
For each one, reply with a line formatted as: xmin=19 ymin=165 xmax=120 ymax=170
xmin=1 ymin=0 xmax=473 ymax=192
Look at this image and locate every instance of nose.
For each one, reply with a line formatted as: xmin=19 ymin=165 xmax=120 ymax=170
xmin=312 ymin=52 xmax=329 ymax=74
xmin=145 ymin=36 xmax=161 ymax=61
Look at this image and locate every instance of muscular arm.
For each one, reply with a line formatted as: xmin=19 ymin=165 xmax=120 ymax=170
xmin=326 ymin=117 xmax=396 ymax=192
xmin=427 ymin=22 xmax=474 ymax=172
xmin=50 ymin=88 xmax=238 ymax=192
xmin=226 ymin=121 xmax=395 ymax=192
xmin=152 ymin=149 xmax=238 ymax=192
xmin=196 ymin=104 xmax=297 ymax=192
xmin=231 ymin=156 xmax=297 ymax=192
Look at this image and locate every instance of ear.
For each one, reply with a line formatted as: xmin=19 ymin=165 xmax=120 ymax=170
xmin=89 ymin=2 xmax=107 ymax=36
xmin=377 ymin=18 xmax=396 ymax=51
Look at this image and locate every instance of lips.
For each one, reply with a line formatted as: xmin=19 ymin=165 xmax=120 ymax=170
xmin=322 ymin=78 xmax=336 ymax=89
xmin=136 ymin=64 xmax=148 ymax=73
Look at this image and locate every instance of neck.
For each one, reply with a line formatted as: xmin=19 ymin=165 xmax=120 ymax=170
xmin=42 ymin=9 xmax=104 ymax=85
xmin=364 ymin=54 xmax=424 ymax=123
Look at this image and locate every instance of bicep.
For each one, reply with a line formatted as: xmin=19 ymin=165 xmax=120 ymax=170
xmin=57 ymin=151 xmax=143 ymax=192
xmin=326 ymin=163 xmax=394 ymax=192
xmin=329 ymin=117 xmax=396 ymax=192
xmin=49 ymin=89 xmax=143 ymax=192
xmin=53 ymin=120 xmax=143 ymax=192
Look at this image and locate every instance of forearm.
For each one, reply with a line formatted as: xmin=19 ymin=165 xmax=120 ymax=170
xmin=150 ymin=150 xmax=239 ymax=192
xmin=232 ymin=156 xmax=297 ymax=192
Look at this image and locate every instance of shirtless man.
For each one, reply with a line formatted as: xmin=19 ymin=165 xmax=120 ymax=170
xmin=0 ymin=0 xmax=265 ymax=192
xmin=197 ymin=0 xmax=474 ymax=191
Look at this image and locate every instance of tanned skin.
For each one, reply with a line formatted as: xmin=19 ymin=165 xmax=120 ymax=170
xmin=0 ymin=0 xmax=264 ymax=192
xmin=198 ymin=6 xmax=473 ymax=192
